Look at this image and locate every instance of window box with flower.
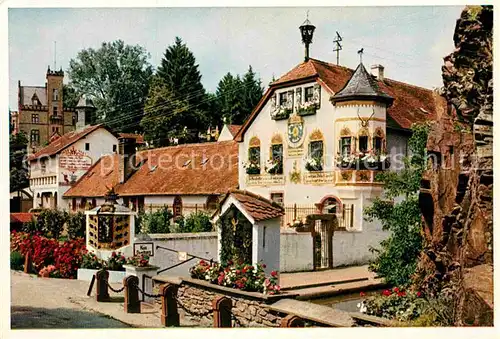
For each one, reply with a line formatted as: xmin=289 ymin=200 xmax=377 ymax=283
xmin=304 ymin=156 xmax=323 ymax=172
xmin=271 ymin=105 xmax=292 ymax=120
xmin=265 ymin=159 xmax=283 ymax=175
xmin=335 ymin=150 xmax=390 ymax=170
xmin=297 ymin=101 xmax=318 ymax=116
xmin=244 ymin=161 xmax=261 ymax=175
xmin=77 ymin=251 xmax=127 ymax=283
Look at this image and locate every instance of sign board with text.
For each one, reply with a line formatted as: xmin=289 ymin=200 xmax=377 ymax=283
xmin=133 ymin=242 xmax=154 ymax=256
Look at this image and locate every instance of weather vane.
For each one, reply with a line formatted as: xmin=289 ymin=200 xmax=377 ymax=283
xmin=357 ymin=48 xmax=364 ymax=63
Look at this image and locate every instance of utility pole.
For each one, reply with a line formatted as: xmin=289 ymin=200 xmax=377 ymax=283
xmin=332 ymin=31 xmax=342 ymax=65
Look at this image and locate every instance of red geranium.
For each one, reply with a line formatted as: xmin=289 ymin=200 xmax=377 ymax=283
xmin=382 ymin=289 xmax=391 ymax=296
xmin=360 ymin=291 xmax=366 ymax=297
xmin=271 ymin=270 xmax=278 ymax=277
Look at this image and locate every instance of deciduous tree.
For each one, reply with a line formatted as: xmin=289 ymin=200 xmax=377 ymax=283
xmin=67 ymin=40 xmax=153 ymax=132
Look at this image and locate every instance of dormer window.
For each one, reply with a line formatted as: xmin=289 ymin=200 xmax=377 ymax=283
xmin=279 ymin=92 xmax=288 ymax=106
xmin=305 ymin=86 xmax=314 ymax=102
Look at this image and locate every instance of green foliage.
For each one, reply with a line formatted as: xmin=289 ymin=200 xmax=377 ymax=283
xmin=218 ymin=210 xmax=252 ymax=265
xmin=10 ymin=132 xmax=29 ymax=193
xmin=10 ymin=251 xmax=24 ymax=270
xmin=177 ymin=211 xmax=212 ymax=233
xmin=141 ymin=37 xmax=210 ymax=145
xmin=80 ymin=252 xmax=103 ymax=270
xmin=62 ymin=84 xmax=80 ymax=109
xmin=363 ymin=288 xmax=427 ymax=322
xmin=67 ymin=212 xmax=86 ymax=239
xmin=67 ymin=40 xmax=153 ymax=132
xmin=141 ymin=76 xmax=200 ymax=147
xmin=37 ymin=209 xmax=67 ymax=239
xmin=139 ymin=206 xmax=172 ymax=234
xmin=215 ymin=66 xmax=263 ymax=125
xmin=105 ymin=251 xmax=126 ymax=271
xmin=364 ymin=123 xmax=429 ymax=286
xmin=22 ymin=216 xmax=42 ymax=234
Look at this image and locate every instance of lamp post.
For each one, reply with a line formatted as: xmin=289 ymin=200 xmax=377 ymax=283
xmin=299 ymin=17 xmax=316 ymax=61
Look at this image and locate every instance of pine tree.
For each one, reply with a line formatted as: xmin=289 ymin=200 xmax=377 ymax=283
xmin=239 ymin=65 xmax=264 ymax=123
xmin=215 ymin=73 xmax=243 ymax=124
xmin=157 ymin=37 xmax=206 ymax=108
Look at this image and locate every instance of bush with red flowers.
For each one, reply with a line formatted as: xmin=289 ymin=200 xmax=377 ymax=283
xmin=358 ymin=286 xmax=427 ymax=321
xmin=189 ymin=259 xmax=280 ymax=294
xmin=10 ymin=231 xmax=85 ymax=279
xmin=126 ymin=253 xmax=150 ymax=267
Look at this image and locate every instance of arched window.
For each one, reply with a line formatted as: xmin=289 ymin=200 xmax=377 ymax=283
xmin=339 ymin=127 xmax=352 ymax=156
xmin=206 ymin=195 xmax=218 ymax=211
xmin=269 ymin=134 xmax=283 ymax=175
xmin=319 ymin=196 xmax=342 ymax=214
xmin=358 ymin=128 xmax=370 ymax=153
xmin=173 ymin=196 xmax=182 ymax=218
xmin=373 ymin=128 xmax=385 ymax=154
xmin=247 ymin=136 xmax=261 ymax=174
xmin=306 ymin=129 xmax=324 ymax=171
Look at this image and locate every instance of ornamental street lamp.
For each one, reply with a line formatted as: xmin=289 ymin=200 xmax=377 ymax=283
xmin=299 ymin=17 xmax=316 ymax=61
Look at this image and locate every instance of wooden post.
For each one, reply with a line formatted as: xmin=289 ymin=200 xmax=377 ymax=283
xmin=123 ymin=275 xmax=141 ymax=313
xmin=280 ymin=314 xmax=305 ymax=327
xmin=160 ymin=283 xmax=179 ymax=327
xmin=23 ymin=251 xmax=32 ymax=274
xmin=95 ymin=269 xmax=110 ymax=302
xmin=212 ymin=296 xmax=232 ymax=328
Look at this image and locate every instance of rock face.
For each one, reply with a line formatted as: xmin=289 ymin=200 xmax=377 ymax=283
xmin=417 ymin=5 xmax=493 ymax=325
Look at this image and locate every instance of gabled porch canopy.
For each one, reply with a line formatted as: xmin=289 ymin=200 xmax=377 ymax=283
xmin=212 ymin=190 xmax=284 ymax=276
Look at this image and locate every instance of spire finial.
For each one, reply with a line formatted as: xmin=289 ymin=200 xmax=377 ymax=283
xmin=357 ymin=48 xmax=364 ymax=64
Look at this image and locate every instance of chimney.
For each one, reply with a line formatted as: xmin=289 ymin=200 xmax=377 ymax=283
xmin=118 ymin=137 xmax=137 ymax=184
xmin=371 ymin=64 xmax=385 ymax=81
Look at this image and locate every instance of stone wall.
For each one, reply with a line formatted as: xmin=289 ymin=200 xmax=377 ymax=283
xmin=153 ymin=277 xmax=292 ymax=327
xmin=176 ymin=284 xmax=283 ymax=327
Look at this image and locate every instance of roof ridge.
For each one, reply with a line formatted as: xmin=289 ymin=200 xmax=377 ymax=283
xmin=229 ymin=189 xmax=284 ymax=211
xmin=137 ymin=140 xmax=236 ymax=155
xmin=382 ymin=77 xmax=436 ymax=93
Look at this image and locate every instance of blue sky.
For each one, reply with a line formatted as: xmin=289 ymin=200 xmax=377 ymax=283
xmin=8 ymin=6 xmax=464 ymax=109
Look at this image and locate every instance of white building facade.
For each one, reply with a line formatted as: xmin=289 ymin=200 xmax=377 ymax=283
xmin=28 ymin=125 xmax=119 ymax=210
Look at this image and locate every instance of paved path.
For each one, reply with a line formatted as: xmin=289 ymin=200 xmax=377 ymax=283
xmin=10 ymin=270 xmax=130 ymax=329
xmin=10 ymin=270 xmax=198 ymax=329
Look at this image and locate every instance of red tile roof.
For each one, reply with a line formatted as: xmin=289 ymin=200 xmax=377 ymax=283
xmin=64 ymin=140 xmax=239 ymax=197
xmin=118 ymin=133 xmax=145 ymax=144
xmin=10 ymin=213 xmax=35 ymax=224
xmin=219 ymin=189 xmax=284 ymax=222
xmin=226 ymin=125 xmax=242 ymax=137
xmin=235 ymin=58 xmax=444 ymax=140
xmin=28 ymin=124 xmax=111 ymax=161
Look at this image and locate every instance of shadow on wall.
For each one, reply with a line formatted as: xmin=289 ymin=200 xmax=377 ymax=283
xmin=11 ymin=306 xmax=131 ymax=329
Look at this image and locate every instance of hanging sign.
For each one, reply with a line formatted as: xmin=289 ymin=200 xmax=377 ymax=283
xmin=133 ymin=242 xmax=154 ymax=256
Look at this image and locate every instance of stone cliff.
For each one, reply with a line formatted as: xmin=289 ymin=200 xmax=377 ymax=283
xmin=417 ymin=5 xmax=493 ymax=325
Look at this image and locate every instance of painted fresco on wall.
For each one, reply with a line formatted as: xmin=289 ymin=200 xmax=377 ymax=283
xmin=59 ymin=146 xmax=92 ymax=185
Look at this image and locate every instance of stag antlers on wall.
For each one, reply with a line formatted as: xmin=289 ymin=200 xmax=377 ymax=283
xmin=357 ymin=108 xmax=375 ymax=128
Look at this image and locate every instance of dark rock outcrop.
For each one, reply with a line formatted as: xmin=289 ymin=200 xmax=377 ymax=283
xmin=416 ymin=5 xmax=493 ymax=325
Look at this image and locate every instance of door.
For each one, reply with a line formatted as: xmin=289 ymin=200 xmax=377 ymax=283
xmin=312 ymin=219 xmax=333 ymax=270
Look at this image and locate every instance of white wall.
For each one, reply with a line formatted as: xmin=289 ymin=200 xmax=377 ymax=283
xmin=142 ymin=227 xmax=387 ymax=277
xmin=218 ymin=125 xmax=234 ymax=141
xmin=252 ymin=218 xmax=281 ymax=275
xmin=136 ymin=233 xmax=219 ymax=277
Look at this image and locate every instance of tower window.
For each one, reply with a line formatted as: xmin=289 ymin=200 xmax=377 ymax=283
xmin=53 ymin=107 xmax=58 ymax=116
xmin=30 ymin=129 xmax=40 ymax=144
xmin=85 ymin=143 xmax=90 ymax=151
xmin=31 ymin=114 xmax=39 ymax=123
xmin=53 ymin=89 xmax=59 ymax=101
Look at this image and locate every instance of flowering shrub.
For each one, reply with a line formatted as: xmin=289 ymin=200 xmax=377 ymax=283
xmin=105 ymin=251 xmax=127 ymax=271
xmin=335 ymin=150 xmax=389 ymax=170
xmin=39 ymin=265 xmax=60 ymax=278
xmin=81 ymin=251 xmax=104 ymax=269
xmin=10 ymin=231 xmax=85 ymax=278
xmin=357 ymin=287 xmax=426 ymax=321
xmin=126 ymin=254 xmax=150 ymax=267
xmin=271 ymin=105 xmax=292 ymax=120
xmin=244 ymin=161 xmax=261 ymax=175
xmin=189 ymin=260 xmax=281 ymax=294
